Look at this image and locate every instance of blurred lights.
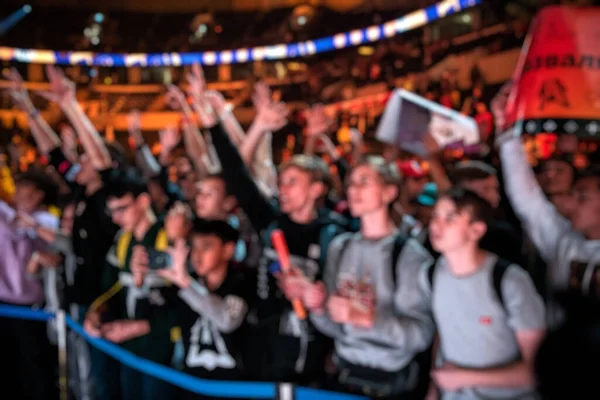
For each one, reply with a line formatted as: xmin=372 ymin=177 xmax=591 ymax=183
xmin=104 ymin=77 xmax=112 ymax=85
xmin=357 ymin=46 xmax=375 ymax=56
xmin=23 ymin=5 xmax=32 ymax=14
xmin=297 ymin=16 xmax=307 ymax=26
xmin=90 ymin=36 xmax=100 ymax=46
xmin=94 ymin=13 xmax=104 ymax=24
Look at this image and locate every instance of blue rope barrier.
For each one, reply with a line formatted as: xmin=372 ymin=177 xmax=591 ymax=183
xmin=0 ymin=304 xmax=54 ymax=321
xmin=295 ymin=386 xmax=367 ymax=400
xmin=0 ymin=305 xmax=367 ymax=400
xmin=63 ymin=316 xmax=275 ymax=399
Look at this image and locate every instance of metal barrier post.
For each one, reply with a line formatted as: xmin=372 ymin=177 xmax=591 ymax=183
xmin=276 ymin=383 xmax=295 ymax=400
xmin=56 ymin=309 xmax=68 ymax=400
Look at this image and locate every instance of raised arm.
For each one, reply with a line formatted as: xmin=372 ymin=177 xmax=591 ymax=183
xmin=127 ymin=110 xmax=161 ymax=177
xmin=240 ymin=82 xmax=288 ymax=167
xmin=165 ymin=84 xmax=218 ymax=176
xmin=39 ymin=65 xmax=111 ymax=170
xmin=492 ymin=84 xmax=571 ymax=262
xmin=187 ymin=63 xmax=245 ymax=148
xmin=202 ymin=91 xmax=278 ymax=232
xmin=5 ymin=68 xmax=60 ymax=155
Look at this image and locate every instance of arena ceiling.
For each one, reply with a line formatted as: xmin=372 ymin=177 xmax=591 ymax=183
xmin=4 ymin=0 xmax=435 ymax=13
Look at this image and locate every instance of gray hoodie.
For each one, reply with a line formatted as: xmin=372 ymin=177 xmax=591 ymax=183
xmin=311 ymin=232 xmax=434 ymax=372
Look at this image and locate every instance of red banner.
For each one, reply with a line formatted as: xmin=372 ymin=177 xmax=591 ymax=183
xmin=506 ymin=6 xmax=600 ymax=138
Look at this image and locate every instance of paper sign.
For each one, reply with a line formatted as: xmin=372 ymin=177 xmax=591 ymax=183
xmin=376 ymin=89 xmax=479 ymax=156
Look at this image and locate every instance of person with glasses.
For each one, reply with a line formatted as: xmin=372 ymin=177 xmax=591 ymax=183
xmin=83 ymin=169 xmax=178 ymax=400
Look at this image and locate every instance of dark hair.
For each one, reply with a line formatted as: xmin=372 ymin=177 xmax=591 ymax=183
xmin=189 ymin=218 xmax=239 ymax=244
xmin=15 ymin=168 xmax=59 ymax=206
xmin=541 ymin=156 xmax=577 ymax=187
xmin=77 ymin=141 xmax=127 ymax=168
xmin=200 ymin=173 xmax=233 ymax=196
xmin=450 ymin=161 xmax=497 ymax=186
xmin=575 ymin=164 xmax=600 ymax=187
xmin=441 ymin=186 xmax=494 ymax=227
xmin=104 ymin=167 xmax=148 ymax=200
xmin=106 ymin=142 xmax=127 ymax=168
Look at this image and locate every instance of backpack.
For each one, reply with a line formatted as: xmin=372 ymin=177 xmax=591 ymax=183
xmin=336 ymin=233 xmax=407 ymax=285
xmin=427 ymin=257 xmax=513 ymax=312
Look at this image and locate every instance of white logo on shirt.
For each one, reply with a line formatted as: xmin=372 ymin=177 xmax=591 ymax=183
xmin=186 ymin=317 xmax=236 ymax=371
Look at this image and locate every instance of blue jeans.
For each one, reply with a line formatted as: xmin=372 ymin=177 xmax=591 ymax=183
xmin=120 ymin=365 xmax=173 ymax=400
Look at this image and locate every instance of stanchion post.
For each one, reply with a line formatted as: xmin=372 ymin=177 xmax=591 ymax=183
xmin=276 ymin=383 xmax=295 ymax=400
xmin=56 ymin=309 xmax=68 ymax=400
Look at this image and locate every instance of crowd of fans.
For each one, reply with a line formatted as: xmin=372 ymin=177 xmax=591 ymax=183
xmin=0 ymin=55 xmax=599 ymax=400
xmin=1 ymin=3 xmax=600 ymax=400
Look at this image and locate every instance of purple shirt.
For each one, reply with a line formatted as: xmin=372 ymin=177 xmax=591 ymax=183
xmin=0 ymin=201 xmax=59 ymax=305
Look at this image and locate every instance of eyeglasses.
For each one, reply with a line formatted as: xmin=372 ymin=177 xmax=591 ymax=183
xmin=106 ymin=201 xmax=135 ymax=217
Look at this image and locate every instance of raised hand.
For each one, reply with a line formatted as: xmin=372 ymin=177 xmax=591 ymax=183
xmin=158 ymin=124 xmax=181 ymax=154
xmin=38 ymin=65 xmax=76 ymax=106
xmin=255 ymin=101 xmax=289 ymax=133
xmin=3 ymin=68 xmax=35 ymax=114
xmin=186 ymin=63 xmax=207 ymax=106
xmin=252 ymin=82 xmax=289 ymax=132
xmin=127 ymin=110 xmax=144 ymax=147
xmin=165 ymin=84 xmax=190 ymax=112
xmin=490 ymin=82 xmax=512 ymax=133
xmin=304 ymin=104 xmax=333 ymax=137
xmin=158 ymin=239 xmax=191 ymax=288
xmin=252 ymin=81 xmax=272 ymax=111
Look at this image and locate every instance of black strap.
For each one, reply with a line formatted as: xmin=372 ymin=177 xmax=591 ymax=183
xmin=390 ymin=234 xmax=407 ymax=286
xmin=427 ymin=263 xmax=437 ymax=290
xmin=492 ymin=257 xmax=512 ymax=311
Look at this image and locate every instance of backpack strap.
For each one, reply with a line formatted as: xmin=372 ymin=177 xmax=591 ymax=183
xmin=154 ymin=228 xmax=169 ymax=251
xmin=427 ymin=263 xmax=437 ymax=290
xmin=390 ymin=234 xmax=408 ymax=286
xmin=318 ymin=223 xmax=345 ymax=267
xmin=492 ymin=257 xmax=512 ymax=312
xmin=116 ymin=231 xmax=133 ymax=269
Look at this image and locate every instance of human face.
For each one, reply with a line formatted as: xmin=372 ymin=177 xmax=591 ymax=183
xmin=60 ymin=203 xmax=76 ymax=235
xmin=540 ymin=160 xmax=574 ymax=196
xmin=278 ymin=167 xmax=320 ymax=215
xmin=404 ymin=176 xmax=428 ymax=201
xmin=569 ymin=177 xmax=600 ymax=239
xmin=347 ymin=165 xmax=397 ymax=217
xmin=164 ymin=203 xmax=192 ymax=241
xmin=106 ymin=194 xmax=146 ymax=232
xmin=429 ymin=197 xmax=486 ymax=254
xmin=462 ymin=176 xmax=500 ymax=209
xmin=195 ymin=178 xmax=234 ymax=220
xmin=189 ymin=234 xmax=233 ymax=276
xmin=75 ymin=154 xmax=101 ymax=187
xmin=13 ymin=182 xmax=44 ymax=214
xmin=178 ymin=170 xmax=198 ymax=201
